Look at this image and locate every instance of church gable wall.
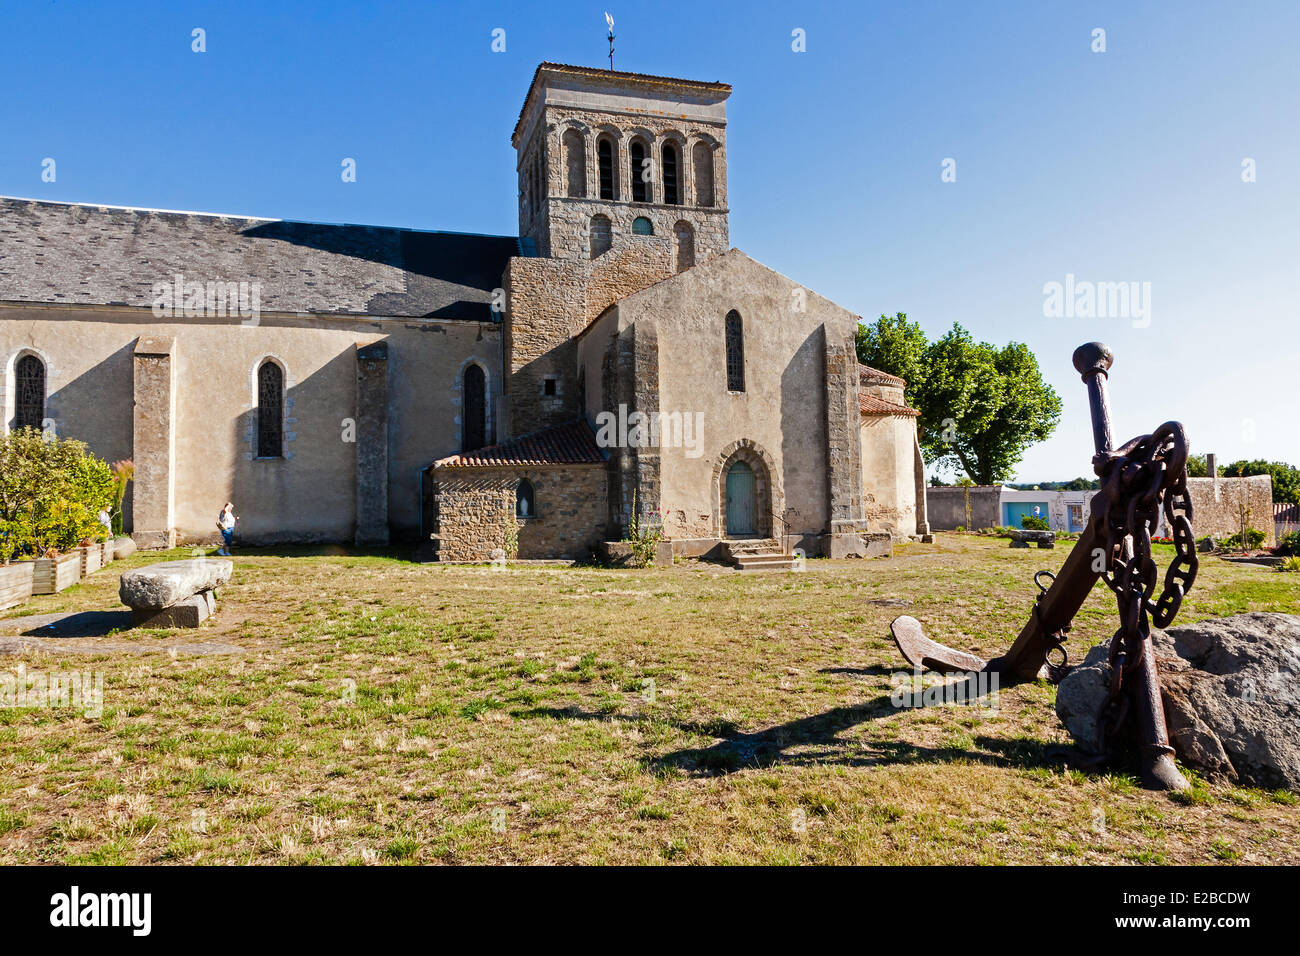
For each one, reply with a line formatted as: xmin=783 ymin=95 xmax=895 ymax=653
xmin=605 ymin=252 xmax=860 ymax=541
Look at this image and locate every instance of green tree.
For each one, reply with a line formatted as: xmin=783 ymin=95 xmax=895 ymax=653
xmin=855 ymin=318 xmax=1062 ymax=484
xmin=1221 ymin=460 xmax=1299 ymax=505
xmin=855 ymin=312 xmax=928 ymax=396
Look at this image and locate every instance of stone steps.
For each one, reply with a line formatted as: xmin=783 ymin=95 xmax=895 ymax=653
xmin=732 ymin=552 xmax=799 ymax=572
xmin=721 ymin=538 xmax=797 ymax=571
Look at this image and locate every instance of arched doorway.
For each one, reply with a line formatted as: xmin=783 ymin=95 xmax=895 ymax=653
xmin=713 ymin=439 xmax=780 ymax=541
xmin=725 ymin=461 xmax=756 ymax=535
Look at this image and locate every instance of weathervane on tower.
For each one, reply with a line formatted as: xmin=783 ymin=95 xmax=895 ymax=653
xmin=605 ymin=12 xmax=615 ymax=70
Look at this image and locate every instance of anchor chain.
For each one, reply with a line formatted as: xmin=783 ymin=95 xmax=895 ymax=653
xmin=1032 ymin=570 xmax=1071 ymax=682
xmin=1091 ymin=422 xmax=1198 ymax=759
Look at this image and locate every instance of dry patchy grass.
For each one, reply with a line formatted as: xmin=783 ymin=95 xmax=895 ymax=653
xmin=1 ymin=535 xmax=1298 ymax=865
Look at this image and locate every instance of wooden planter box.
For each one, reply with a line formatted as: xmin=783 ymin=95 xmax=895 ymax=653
xmin=101 ymin=539 xmax=115 ymax=564
xmin=33 ymin=553 xmax=81 ymax=594
xmin=79 ymin=544 xmax=102 ymax=577
xmin=0 ymin=561 xmax=35 ymax=611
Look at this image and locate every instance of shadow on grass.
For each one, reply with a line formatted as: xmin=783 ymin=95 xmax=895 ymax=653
xmin=3 ymin=610 xmax=135 ymax=638
xmin=518 ymin=672 xmax=1060 ymax=777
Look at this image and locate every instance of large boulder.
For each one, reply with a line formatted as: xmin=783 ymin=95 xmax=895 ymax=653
xmin=112 ymin=536 xmax=137 ymax=559
xmin=1056 ymin=613 xmax=1300 ymax=790
xmin=119 ymin=559 xmax=232 ymax=611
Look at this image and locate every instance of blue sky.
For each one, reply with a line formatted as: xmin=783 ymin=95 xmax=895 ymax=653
xmin=2 ymin=0 xmax=1296 ymax=481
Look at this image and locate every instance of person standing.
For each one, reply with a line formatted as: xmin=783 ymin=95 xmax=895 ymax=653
xmin=216 ymin=502 xmax=238 ymax=556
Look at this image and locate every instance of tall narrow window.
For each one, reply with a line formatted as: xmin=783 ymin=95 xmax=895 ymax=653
xmin=563 ymin=129 xmax=586 ymax=198
xmin=590 ymin=215 xmax=612 ymax=258
xmin=463 ymin=363 xmax=486 ymax=452
xmin=516 ymin=479 xmax=535 ymax=518
xmin=724 ymin=311 xmax=745 ymax=392
xmin=597 ymin=138 xmax=616 ymax=200
xmin=14 ymin=354 xmax=45 ymax=432
xmin=662 ymin=143 xmax=680 ymax=205
xmin=630 ymin=141 xmax=647 ymax=202
xmin=256 ymin=361 xmax=284 ymax=458
xmin=693 ymin=141 xmax=715 ymax=207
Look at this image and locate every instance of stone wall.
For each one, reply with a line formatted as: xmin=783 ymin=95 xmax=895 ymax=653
xmin=1 ymin=303 xmax=500 ymax=544
xmin=1175 ymin=476 xmax=1276 ymax=546
xmin=504 ymin=239 xmax=675 ymax=437
xmin=430 ymin=464 xmax=608 ymax=561
xmin=582 ymin=250 xmax=861 ymax=545
xmin=927 ymin=485 xmax=1003 ymax=531
xmin=824 ymin=334 xmax=865 ymax=546
xmin=859 ymin=412 xmax=922 ymax=537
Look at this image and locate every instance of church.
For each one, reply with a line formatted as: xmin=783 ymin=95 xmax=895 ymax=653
xmin=0 ymin=62 xmax=928 ymax=562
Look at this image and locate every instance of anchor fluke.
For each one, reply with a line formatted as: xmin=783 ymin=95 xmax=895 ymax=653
xmin=890 ymin=616 xmax=988 ymax=674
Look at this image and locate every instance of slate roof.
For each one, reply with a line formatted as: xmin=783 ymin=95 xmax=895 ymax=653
xmin=860 ymin=394 xmax=919 ymax=417
xmin=431 ymin=420 xmax=606 ymax=469
xmin=0 ymin=197 xmax=524 ymax=320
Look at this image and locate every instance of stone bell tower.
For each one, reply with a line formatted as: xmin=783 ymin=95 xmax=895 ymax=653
xmin=512 ymin=62 xmax=731 ymax=265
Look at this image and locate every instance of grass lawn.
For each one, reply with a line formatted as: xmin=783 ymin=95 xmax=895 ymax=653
xmin=1 ymin=534 xmax=1298 ymax=865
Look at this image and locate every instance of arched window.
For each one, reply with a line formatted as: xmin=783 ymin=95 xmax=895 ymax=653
xmin=724 ymin=311 xmax=745 ymax=392
xmin=662 ymin=143 xmax=680 ymax=205
xmin=630 ymin=140 xmax=648 ymax=202
xmin=463 ymin=363 xmax=487 ymax=452
xmin=516 ymin=479 xmax=535 ymax=518
xmin=693 ymin=141 xmax=715 ymax=207
xmin=256 ymin=361 xmax=284 ymax=458
xmin=597 ymin=137 xmax=618 ymax=201
xmin=590 ymin=215 xmax=612 ymax=258
xmin=14 ymin=354 xmax=46 ymax=432
xmin=674 ymin=221 xmax=694 ymax=272
xmin=632 ymin=216 xmax=653 ymax=236
xmin=563 ymin=129 xmax=586 ymax=198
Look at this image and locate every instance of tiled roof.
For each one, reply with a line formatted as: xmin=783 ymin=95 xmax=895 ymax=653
xmin=1275 ymin=502 xmax=1300 ymax=522
xmin=432 ymin=420 xmax=606 ymax=469
xmin=0 ymin=197 xmax=522 ymax=320
xmin=859 ymin=364 xmax=906 ymax=387
xmin=860 ymin=394 xmax=919 ymax=417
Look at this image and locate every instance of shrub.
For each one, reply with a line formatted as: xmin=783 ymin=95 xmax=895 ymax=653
xmin=1276 ymin=531 xmax=1300 ymax=557
xmin=109 ymin=459 xmax=134 ymax=536
xmin=0 ymin=429 xmax=115 ymax=560
xmin=1020 ymin=514 xmax=1050 ymax=531
xmin=1221 ymin=528 xmax=1266 ymax=551
xmin=621 ymin=490 xmax=664 ymax=568
xmin=1279 ymin=556 xmax=1300 ymax=573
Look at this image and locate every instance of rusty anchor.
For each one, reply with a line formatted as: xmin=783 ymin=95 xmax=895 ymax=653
xmin=890 ymin=342 xmax=1199 ymax=791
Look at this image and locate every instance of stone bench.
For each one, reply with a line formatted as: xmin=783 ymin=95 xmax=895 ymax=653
xmin=1009 ymin=529 xmax=1055 ymax=549
xmin=119 ymin=558 xmax=233 ymax=627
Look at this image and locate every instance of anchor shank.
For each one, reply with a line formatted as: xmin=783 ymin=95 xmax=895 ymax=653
xmin=989 ymin=515 xmax=1104 ymax=681
xmin=1072 ymin=341 xmax=1116 ymax=456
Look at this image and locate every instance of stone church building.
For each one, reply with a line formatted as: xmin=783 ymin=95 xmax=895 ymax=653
xmin=0 ymin=62 xmax=928 ymax=560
